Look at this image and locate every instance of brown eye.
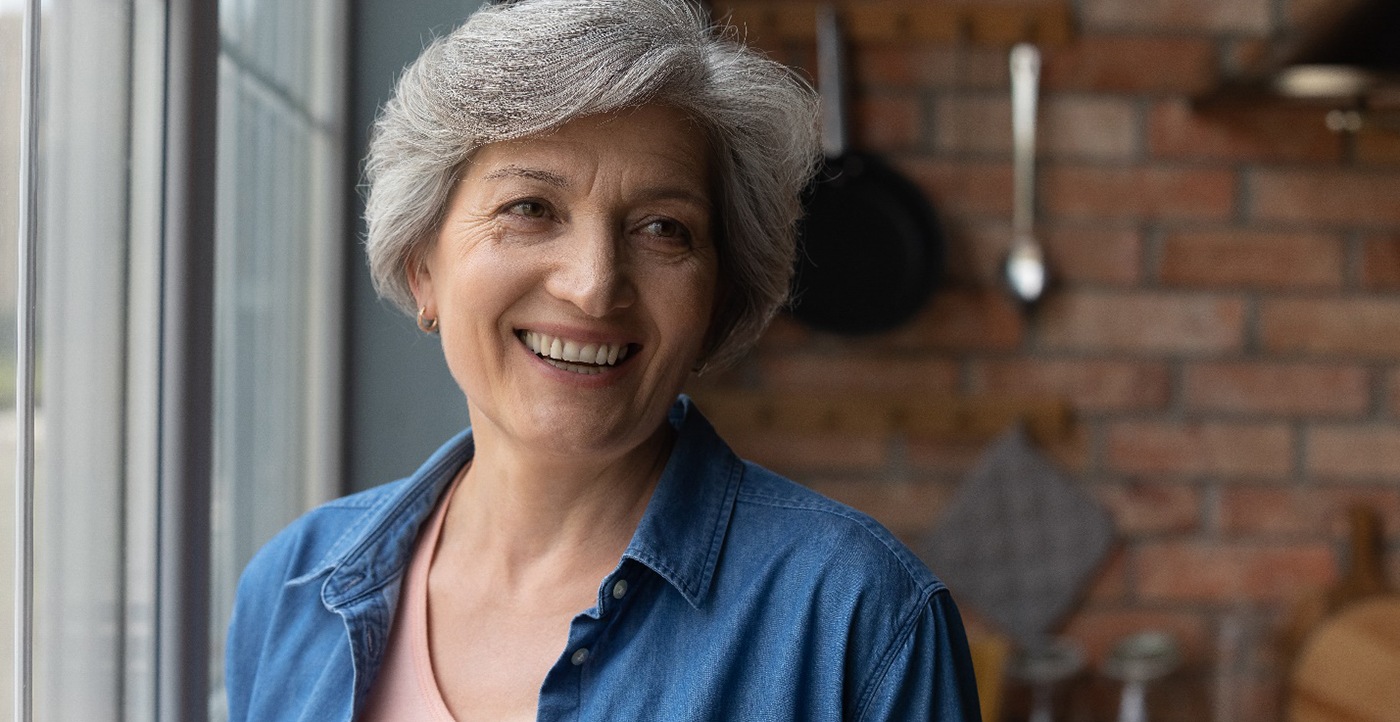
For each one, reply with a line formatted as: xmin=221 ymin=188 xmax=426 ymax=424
xmin=507 ymin=200 xmax=548 ymax=218
xmin=643 ymin=218 xmax=686 ymax=239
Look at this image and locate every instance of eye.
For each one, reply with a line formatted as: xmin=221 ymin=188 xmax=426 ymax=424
xmin=506 ymin=200 xmax=549 ymax=219
xmin=641 ymin=218 xmax=688 ymax=240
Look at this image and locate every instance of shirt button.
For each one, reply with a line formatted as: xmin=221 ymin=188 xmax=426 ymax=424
xmin=571 ymin=647 xmax=590 ymax=666
xmin=611 ymin=579 xmax=628 ymax=599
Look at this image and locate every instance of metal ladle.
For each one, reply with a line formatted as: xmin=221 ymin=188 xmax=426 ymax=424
xmin=1003 ymin=43 xmax=1048 ymax=308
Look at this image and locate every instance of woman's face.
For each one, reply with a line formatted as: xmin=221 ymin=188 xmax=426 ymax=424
xmin=412 ymin=105 xmax=719 ymax=460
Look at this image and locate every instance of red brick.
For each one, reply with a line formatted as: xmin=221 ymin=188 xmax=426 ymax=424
xmin=1218 ymin=486 xmax=1400 ymax=539
xmin=944 ymin=221 xmax=1143 ymax=287
xmin=851 ymin=46 xmax=954 ymax=88
xmin=1356 ymin=127 xmax=1400 ymax=166
xmin=905 ymin=437 xmax=990 ymax=477
xmin=851 ymin=45 xmax=1005 ymax=91
xmin=1083 ymin=547 xmax=1130 ymax=603
xmin=1386 ymin=369 xmax=1400 ymax=418
xmin=1040 ymin=224 xmax=1145 ymax=285
xmin=907 ymin=423 xmax=1093 ymax=478
xmin=935 ymin=94 xmax=1140 ymax=161
xmin=1361 ymin=233 xmax=1400 ymax=289
xmin=1041 ymin=36 xmax=1218 ymax=94
xmin=1260 ymin=298 xmax=1400 ymax=357
xmin=1252 ymin=169 xmax=1400 ymax=226
xmin=1093 ymin=481 xmax=1202 ymax=534
xmin=1063 ymin=608 xmax=1211 ymax=666
xmin=969 ymin=359 xmax=1171 ymax=412
xmin=719 ymin=430 xmax=887 ymax=476
xmin=802 ymin=477 xmax=955 ymax=540
xmin=1137 ymin=541 xmax=1336 ymax=602
xmin=1287 ymin=0 xmax=1364 ymax=30
xmin=1041 ymin=166 xmax=1237 ymax=221
xmin=1183 ymin=362 xmax=1370 ymax=417
xmin=757 ymin=354 xmax=960 ymax=394
xmin=879 ymin=288 xmax=1026 ymax=352
xmin=933 ymin=95 xmax=1009 ymax=156
xmin=1160 ymin=229 xmax=1344 ymax=289
xmin=1150 ymin=100 xmax=1342 ymax=163
xmin=1105 ymin=421 xmax=1294 ymax=478
xmin=1082 ymin=0 xmax=1272 ymax=33
xmin=1306 ymin=425 xmax=1400 ymax=480
xmin=898 ymin=159 xmax=1013 ymax=218
xmin=853 ymin=94 xmax=921 ymax=152
xmin=1040 ymin=291 xmax=1247 ymax=354
xmin=1222 ymin=37 xmax=1274 ymax=76
xmin=1042 ymin=96 xmax=1142 ymax=161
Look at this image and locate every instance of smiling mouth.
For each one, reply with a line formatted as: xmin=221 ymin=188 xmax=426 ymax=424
xmin=517 ymin=330 xmax=636 ymax=376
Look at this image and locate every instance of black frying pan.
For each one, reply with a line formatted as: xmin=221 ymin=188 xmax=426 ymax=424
xmin=790 ymin=5 xmax=944 ymax=335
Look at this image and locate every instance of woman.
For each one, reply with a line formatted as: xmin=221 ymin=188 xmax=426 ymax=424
xmin=226 ymin=1 xmax=980 ymax=720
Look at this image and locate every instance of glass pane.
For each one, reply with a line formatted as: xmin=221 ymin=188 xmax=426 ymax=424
xmin=27 ymin=1 xmax=145 ymax=719
xmin=209 ymin=1 xmax=345 ymax=717
xmin=1 ymin=2 xmax=24 ymax=717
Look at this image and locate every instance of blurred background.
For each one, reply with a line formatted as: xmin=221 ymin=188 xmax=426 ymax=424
xmin=3 ymin=0 xmax=1399 ymax=720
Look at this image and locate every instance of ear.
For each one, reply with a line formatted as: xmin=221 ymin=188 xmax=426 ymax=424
xmin=406 ymin=250 xmax=436 ymax=313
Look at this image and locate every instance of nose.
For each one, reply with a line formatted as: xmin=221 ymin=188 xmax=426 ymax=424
xmin=545 ymin=222 xmax=636 ymax=318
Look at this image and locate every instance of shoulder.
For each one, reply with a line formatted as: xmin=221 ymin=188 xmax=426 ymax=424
xmin=723 ymin=462 xmax=978 ymax=719
xmin=236 ymin=479 xmax=412 ymax=597
xmin=731 ymin=460 xmax=944 ymax=602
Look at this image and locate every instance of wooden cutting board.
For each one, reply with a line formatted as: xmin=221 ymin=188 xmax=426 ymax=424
xmin=1288 ymin=507 xmax=1400 ymax=722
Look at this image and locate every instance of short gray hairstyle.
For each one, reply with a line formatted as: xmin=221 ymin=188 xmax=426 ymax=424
xmin=364 ymin=0 xmax=819 ymax=371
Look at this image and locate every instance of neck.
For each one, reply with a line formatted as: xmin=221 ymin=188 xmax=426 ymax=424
xmin=438 ymin=415 xmax=673 ymax=584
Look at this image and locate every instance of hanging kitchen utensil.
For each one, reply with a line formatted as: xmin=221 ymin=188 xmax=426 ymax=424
xmin=1288 ymin=506 xmax=1400 ymax=722
xmin=920 ymin=423 xmax=1115 ymax=648
xmin=1009 ymin=637 xmax=1085 ymax=722
xmin=789 ymin=5 xmax=944 ymax=335
xmin=1003 ymin=43 xmax=1049 ymax=308
xmin=1104 ymin=631 xmax=1181 ymax=722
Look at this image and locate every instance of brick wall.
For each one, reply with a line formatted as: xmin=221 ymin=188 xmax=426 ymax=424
xmin=693 ymin=0 xmax=1400 ymax=719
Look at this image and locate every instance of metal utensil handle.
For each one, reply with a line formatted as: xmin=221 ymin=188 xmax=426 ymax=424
xmin=1010 ymin=43 xmax=1040 ymax=246
xmin=817 ymin=4 xmax=847 ymax=157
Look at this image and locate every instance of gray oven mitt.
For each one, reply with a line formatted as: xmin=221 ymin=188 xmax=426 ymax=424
xmin=920 ymin=423 xmax=1114 ymax=647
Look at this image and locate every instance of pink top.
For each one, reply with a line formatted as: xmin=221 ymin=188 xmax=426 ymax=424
xmin=359 ymin=476 xmax=461 ymax=722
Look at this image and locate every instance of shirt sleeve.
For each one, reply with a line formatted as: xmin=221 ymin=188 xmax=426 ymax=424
xmin=856 ymin=588 xmax=983 ymax=722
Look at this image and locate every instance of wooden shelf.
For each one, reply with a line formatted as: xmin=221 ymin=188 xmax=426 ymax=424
xmin=713 ymin=1 xmax=1074 ymax=47
xmin=690 ymin=390 xmax=1073 ymax=442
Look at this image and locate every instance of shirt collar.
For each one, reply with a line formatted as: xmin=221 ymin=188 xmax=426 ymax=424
xmin=316 ymin=395 xmax=741 ymax=610
xmin=622 ymin=395 xmax=743 ymax=609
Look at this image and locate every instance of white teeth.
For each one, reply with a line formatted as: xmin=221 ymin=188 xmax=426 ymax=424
xmin=519 ymin=330 xmax=631 ymax=371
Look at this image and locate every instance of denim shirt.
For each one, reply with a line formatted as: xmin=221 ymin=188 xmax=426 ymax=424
xmin=226 ymin=396 xmax=981 ymax=721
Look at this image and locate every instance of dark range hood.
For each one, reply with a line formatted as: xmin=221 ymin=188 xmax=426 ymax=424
xmin=1198 ymin=0 xmax=1400 ymax=121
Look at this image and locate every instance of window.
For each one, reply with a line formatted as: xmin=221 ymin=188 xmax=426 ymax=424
xmin=4 ymin=1 xmax=346 ymax=719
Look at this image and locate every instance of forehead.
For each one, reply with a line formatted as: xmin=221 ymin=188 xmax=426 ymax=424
xmin=463 ymin=105 xmax=712 ymax=190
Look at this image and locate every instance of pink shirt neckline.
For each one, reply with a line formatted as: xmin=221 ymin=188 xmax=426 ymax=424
xmin=359 ymin=474 xmax=462 ymax=722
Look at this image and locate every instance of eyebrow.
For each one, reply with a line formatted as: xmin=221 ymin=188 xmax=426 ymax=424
xmin=480 ymin=165 xmax=570 ymax=188
xmin=479 ymin=165 xmax=712 ymax=211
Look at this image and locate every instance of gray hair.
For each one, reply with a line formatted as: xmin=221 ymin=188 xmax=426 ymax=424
xmin=364 ymin=0 xmax=819 ymax=371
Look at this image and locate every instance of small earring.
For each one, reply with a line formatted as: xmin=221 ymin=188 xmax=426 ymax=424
xmin=417 ymin=306 xmax=439 ymax=334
